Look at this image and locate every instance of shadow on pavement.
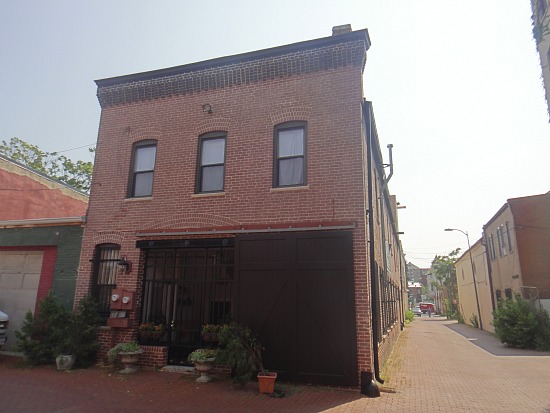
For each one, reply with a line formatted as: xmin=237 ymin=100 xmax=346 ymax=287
xmin=445 ymin=323 xmax=550 ymax=357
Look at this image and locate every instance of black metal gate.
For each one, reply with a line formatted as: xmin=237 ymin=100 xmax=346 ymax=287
xmin=139 ymin=239 xmax=234 ymax=365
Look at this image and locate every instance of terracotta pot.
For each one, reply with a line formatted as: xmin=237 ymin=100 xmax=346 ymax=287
xmin=257 ymin=371 xmax=277 ymax=394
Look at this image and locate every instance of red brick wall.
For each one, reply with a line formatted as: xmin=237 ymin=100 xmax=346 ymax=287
xmin=0 ymin=167 xmax=87 ymax=221
xmin=76 ymin=43 xmax=378 ymax=380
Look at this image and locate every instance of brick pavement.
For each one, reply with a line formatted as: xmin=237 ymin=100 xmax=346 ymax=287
xmin=1 ymin=316 xmax=550 ymax=412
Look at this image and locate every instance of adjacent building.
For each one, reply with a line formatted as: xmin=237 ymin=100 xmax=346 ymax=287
xmin=0 ymin=154 xmax=88 ymax=349
xmin=75 ymin=25 xmax=406 ymax=392
xmin=455 ymin=192 xmax=550 ymax=331
xmin=532 ymin=0 xmax=550 ymax=119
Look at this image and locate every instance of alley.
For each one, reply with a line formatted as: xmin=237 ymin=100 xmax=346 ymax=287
xmin=1 ymin=316 xmax=549 ymax=412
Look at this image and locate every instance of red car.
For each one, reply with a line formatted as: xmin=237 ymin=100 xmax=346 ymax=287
xmin=419 ymin=302 xmax=435 ymax=314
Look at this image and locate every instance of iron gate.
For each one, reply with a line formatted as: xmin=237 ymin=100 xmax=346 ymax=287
xmin=139 ymin=239 xmax=234 ymax=365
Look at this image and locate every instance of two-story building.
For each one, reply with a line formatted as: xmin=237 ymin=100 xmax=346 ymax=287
xmin=75 ymin=25 xmax=406 ymax=393
xmin=455 ymin=192 xmax=550 ymax=331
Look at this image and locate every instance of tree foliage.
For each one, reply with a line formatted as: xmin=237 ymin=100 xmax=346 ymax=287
xmin=430 ymin=248 xmax=461 ymax=318
xmin=0 ymin=137 xmax=94 ymax=192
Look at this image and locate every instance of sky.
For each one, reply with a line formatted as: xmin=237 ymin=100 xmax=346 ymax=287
xmin=1 ymin=1 xmax=548 ymax=268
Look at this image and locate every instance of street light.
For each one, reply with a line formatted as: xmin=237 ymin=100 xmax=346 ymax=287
xmin=444 ymin=228 xmax=483 ymax=330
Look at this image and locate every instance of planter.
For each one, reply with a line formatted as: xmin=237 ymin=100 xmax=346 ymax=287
xmin=194 ymin=358 xmax=216 ymax=383
xmin=56 ymin=354 xmax=76 ymax=371
xmin=118 ymin=350 xmax=143 ymax=374
xmin=257 ymin=372 xmax=277 ymax=394
xmin=139 ymin=330 xmax=164 ymax=340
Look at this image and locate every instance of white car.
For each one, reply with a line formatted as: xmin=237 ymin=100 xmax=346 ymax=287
xmin=412 ymin=306 xmax=422 ymax=317
xmin=0 ymin=310 xmax=8 ymax=347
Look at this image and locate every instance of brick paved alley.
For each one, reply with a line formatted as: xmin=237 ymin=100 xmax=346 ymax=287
xmin=1 ymin=316 xmax=549 ymax=412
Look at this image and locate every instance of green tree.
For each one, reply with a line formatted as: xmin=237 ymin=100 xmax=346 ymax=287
xmin=493 ymin=294 xmax=550 ymax=351
xmin=0 ymin=137 xmax=94 ymax=192
xmin=431 ymin=248 xmax=461 ymax=319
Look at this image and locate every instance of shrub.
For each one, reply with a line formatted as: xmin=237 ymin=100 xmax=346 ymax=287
xmin=493 ymin=295 xmax=550 ymax=351
xmin=15 ymin=292 xmax=101 ymax=366
xmin=404 ymin=309 xmax=415 ymax=323
xmin=15 ymin=292 xmax=70 ymax=364
xmin=215 ymin=323 xmax=264 ymax=385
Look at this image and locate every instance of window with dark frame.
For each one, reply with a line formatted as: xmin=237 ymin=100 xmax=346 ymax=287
xmin=489 ymin=233 xmax=496 ymax=261
xmin=92 ymin=244 xmax=120 ymax=324
xmin=505 ymin=221 xmax=513 ymax=252
xmin=129 ymin=140 xmax=157 ymax=197
xmin=197 ymin=133 xmax=226 ymax=193
xmin=504 ymin=288 xmax=513 ymax=300
xmin=274 ymin=122 xmax=306 ymax=187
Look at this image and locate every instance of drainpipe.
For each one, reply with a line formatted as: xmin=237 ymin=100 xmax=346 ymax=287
xmin=362 ymin=101 xmax=383 ymax=397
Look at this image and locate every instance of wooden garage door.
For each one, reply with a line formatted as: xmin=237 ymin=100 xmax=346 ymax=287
xmin=0 ymin=251 xmax=43 ymax=350
xmin=235 ymin=231 xmax=357 ymax=386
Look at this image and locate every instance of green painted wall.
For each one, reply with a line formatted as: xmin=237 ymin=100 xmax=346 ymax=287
xmin=0 ymin=225 xmax=83 ymax=309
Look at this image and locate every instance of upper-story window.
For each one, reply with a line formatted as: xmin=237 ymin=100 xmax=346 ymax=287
xmin=129 ymin=140 xmax=157 ymax=197
xmin=274 ymin=122 xmax=306 ymax=187
xmin=197 ymin=133 xmax=226 ymax=193
xmin=497 ymin=225 xmax=507 ymax=257
xmin=488 ymin=233 xmax=496 ymax=261
xmin=505 ymin=221 xmax=513 ymax=252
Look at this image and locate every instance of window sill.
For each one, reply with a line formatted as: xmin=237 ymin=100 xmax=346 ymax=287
xmin=192 ymin=192 xmax=226 ymax=198
xmin=270 ymin=185 xmax=310 ymax=193
xmin=124 ymin=196 xmax=153 ymax=202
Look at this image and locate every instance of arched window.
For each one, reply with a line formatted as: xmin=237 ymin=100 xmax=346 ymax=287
xmin=92 ymin=244 xmax=120 ymax=323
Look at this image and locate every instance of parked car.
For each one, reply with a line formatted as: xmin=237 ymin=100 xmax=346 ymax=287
xmin=412 ymin=306 xmax=422 ymax=317
xmin=0 ymin=310 xmax=8 ymax=348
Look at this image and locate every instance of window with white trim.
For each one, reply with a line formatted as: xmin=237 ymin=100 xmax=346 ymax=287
xmin=274 ymin=122 xmax=306 ymax=187
xmin=197 ymin=133 xmax=226 ymax=193
xmin=129 ymin=140 xmax=157 ymax=197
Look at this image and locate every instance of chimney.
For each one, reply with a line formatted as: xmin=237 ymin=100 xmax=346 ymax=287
xmin=332 ymin=24 xmax=352 ymax=36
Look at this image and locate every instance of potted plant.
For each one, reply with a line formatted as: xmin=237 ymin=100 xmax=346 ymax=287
xmin=215 ymin=323 xmax=277 ymax=394
xmin=201 ymin=324 xmax=221 ymax=343
xmin=138 ymin=322 xmax=165 ymax=341
xmin=188 ymin=348 xmax=218 ymax=383
xmin=107 ymin=342 xmax=143 ymax=374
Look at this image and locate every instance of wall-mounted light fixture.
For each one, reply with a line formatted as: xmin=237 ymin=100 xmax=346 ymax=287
xmin=117 ymin=257 xmax=132 ymax=274
xmin=202 ymin=103 xmax=213 ymax=114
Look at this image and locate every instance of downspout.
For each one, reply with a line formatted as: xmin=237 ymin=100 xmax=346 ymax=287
xmin=362 ymin=101 xmax=383 ymax=396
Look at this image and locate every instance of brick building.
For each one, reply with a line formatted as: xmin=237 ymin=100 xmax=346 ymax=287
xmin=0 ymin=154 xmax=88 ymax=349
xmin=76 ymin=25 xmax=406 ymax=393
xmin=455 ymin=192 xmax=550 ymax=331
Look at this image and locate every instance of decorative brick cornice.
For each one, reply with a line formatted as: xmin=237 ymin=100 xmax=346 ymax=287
xmin=96 ymin=35 xmax=368 ymax=108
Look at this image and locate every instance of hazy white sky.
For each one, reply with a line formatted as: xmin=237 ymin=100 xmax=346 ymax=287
xmin=1 ymin=1 xmax=548 ymax=268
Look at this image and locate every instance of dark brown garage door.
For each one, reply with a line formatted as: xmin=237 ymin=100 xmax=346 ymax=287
xmin=235 ymin=230 xmax=357 ymax=386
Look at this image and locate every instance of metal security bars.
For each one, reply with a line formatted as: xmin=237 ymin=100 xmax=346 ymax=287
xmin=141 ymin=245 xmax=234 ymax=365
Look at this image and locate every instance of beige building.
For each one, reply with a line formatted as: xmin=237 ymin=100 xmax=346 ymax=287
xmin=456 ymin=192 xmax=550 ymax=332
xmin=455 ymin=239 xmax=494 ymax=332
xmin=532 ymin=0 xmax=550 ymax=119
